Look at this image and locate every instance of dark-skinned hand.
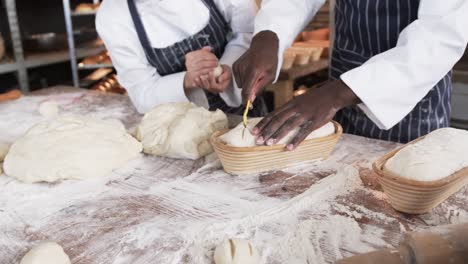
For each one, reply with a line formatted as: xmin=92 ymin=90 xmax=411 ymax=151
xmin=252 ymin=80 xmax=361 ymax=151
xmin=233 ymin=30 xmax=279 ymax=103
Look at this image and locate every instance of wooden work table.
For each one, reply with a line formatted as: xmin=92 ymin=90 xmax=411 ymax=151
xmin=0 ymin=86 xmax=466 ymax=263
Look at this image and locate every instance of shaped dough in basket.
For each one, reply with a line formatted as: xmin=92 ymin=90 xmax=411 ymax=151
xmin=384 ymin=127 xmax=468 ymax=182
xmin=220 ymin=118 xmax=335 ymax=147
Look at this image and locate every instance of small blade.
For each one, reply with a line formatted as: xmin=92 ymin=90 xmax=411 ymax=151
xmin=243 ymin=100 xmax=251 ymax=128
xmin=242 ymin=100 xmax=251 ymax=139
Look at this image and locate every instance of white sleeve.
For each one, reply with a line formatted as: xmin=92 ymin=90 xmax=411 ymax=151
xmin=96 ymin=6 xmax=189 ymax=114
xmin=340 ymin=0 xmax=468 ymax=129
xmin=214 ymin=0 xmax=257 ymax=107
xmin=254 ymin=0 xmax=327 ymax=80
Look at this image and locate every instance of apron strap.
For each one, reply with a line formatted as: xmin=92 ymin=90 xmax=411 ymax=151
xmin=127 ymin=0 xmax=159 ymax=65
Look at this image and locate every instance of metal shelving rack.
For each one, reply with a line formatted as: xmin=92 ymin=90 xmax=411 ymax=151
xmin=63 ymin=0 xmax=112 ymax=88
xmin=0 ymin=0 xmax=106 ymax=92
xmin=3 ymin=0 xmax=28 ymax=92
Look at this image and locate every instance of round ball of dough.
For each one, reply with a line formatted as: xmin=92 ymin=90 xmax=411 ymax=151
xmin=213 ymin=65 xmax=223 ymax=78
xmin=214 ymin=238 xmax=260 ymax=264
xmin=136 ymin=102 xmax=228 ymax=160
xmin=4 ymin=115 xmax=142 ymax=183
xmin=38 ymin=101 xmax=59 ymax=118
xmin=20 ymin=242 xmax=71 ymax=264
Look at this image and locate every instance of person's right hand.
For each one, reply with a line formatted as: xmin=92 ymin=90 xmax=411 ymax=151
xmin=184 ymin=46 xmax=219 ymax=90
xmin=233 ymin=30 xmax=280 ymax=103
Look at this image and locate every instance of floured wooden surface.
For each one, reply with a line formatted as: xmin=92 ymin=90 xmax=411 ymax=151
xmin=0 ymin=86 xmax=467 ymax=264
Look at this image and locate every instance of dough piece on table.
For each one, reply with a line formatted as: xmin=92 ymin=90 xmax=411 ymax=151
xmin=38 ymin=101 xmax=59 ymax=118
xmin=4 ymin=115 xmax=142 ymax=183
xmin=214 ymin=238 xmax=260 ymax=264
xmin=20 ymin=241 xmax=71 ymax=264
xmin=220 ymin=118 xmax=335 ymax=147
xmin=384 ymin=127 xmax=468 ymax=182
xmin=136 ymin=102 xmax=228 ymax=159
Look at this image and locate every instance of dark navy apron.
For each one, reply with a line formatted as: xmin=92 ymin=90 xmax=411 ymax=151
xmin=331 ymin=0 xmax=451 ymax=143
xmin=127 ymin=0 xmax=266 ymax=116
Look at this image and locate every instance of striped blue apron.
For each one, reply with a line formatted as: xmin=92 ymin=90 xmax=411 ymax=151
xmin=127 ymin=0 xmax=266 ymax=116
xmin=331 ymin=0 xmax=452 ymax=143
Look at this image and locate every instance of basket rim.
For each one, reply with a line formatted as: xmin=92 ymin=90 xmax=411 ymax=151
xmin=211 ymin=121 xmax=342 ymax=153
xmin=372 ymin=136 xmax=468 ymax=188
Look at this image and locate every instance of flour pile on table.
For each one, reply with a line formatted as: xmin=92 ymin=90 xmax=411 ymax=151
xmin=136 ymin=102 xmax=228 ymax=159
xmin=38 ymin=101 xmax=59 ymax=118
xmin=4 ymin=115 xmax=142 ymax=183
xmin=220 ymin=118 xmax=335 ymax=147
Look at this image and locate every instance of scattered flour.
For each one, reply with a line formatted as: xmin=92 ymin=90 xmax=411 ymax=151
xmin=1 ymin=88 xmax=466 ymax=264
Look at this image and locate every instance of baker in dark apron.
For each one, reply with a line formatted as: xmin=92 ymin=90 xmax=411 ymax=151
xmin=127 ymin=0 xmax=266 ymax=116
xmin=331 ymin=0 xmax=450 ymax=143
xmin=232 ymin=0 xmax=463 ymax=149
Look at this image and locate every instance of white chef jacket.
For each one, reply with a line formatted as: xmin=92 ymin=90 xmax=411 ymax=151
xmin=255 ymin=0 xmax=468 ymax=130
xmin=96 ymin=0 xmax=257 ymax=113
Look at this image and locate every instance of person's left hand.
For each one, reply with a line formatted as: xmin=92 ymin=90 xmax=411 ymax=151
xmin=196 ymin=64 xmax=232 ymax=94
xmin=252 ymin=80 xmax=361 ymax=151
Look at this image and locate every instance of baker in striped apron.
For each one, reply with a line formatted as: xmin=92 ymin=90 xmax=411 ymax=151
xmin=332 ymin=0 xmax=450 ymax=143
xmin=233 ymin=0 xmax=468 ymax=149
xmin=126 ymin=0 xmax=266 ymax=116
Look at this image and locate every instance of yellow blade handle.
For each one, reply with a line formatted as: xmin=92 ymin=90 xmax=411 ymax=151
xmin=243 ymin=100 xmax=251 ymax=128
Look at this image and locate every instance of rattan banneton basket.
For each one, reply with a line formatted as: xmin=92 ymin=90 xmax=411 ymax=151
xmin=211 ymin=121 xmax=342 ymax=175
xmin=373 ymin=137 xmax=468 ymax=214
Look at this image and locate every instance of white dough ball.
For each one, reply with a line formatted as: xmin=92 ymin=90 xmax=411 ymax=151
xmin=4 ymin=115 xmax=142 ymax=183
xmin=136 ymin=102 xmax=228 ymax=160
xmin=38 ymin=101 xmax=59 ymax=118
xmin=20 ymin=242 xmax=71 ymax=264
xmin=214 ymin=238 xmax=260 ymax=264
xmin=220 ymin=118 xmax=335 ymax=147
xmin=213 ymin=65 xmax=223 ymax=78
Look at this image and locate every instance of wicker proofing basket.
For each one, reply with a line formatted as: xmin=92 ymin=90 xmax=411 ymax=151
xmin=373 ymin=137 xmax=468 ymax=214
xmin=211 ymin=121 xmax=342 ymax=175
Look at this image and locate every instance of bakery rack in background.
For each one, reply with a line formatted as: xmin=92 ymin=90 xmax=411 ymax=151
xmin=0 ymin=0 xmax=107 ymax=92
xmin=63 ymin=0 xmax=112 ymax=88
